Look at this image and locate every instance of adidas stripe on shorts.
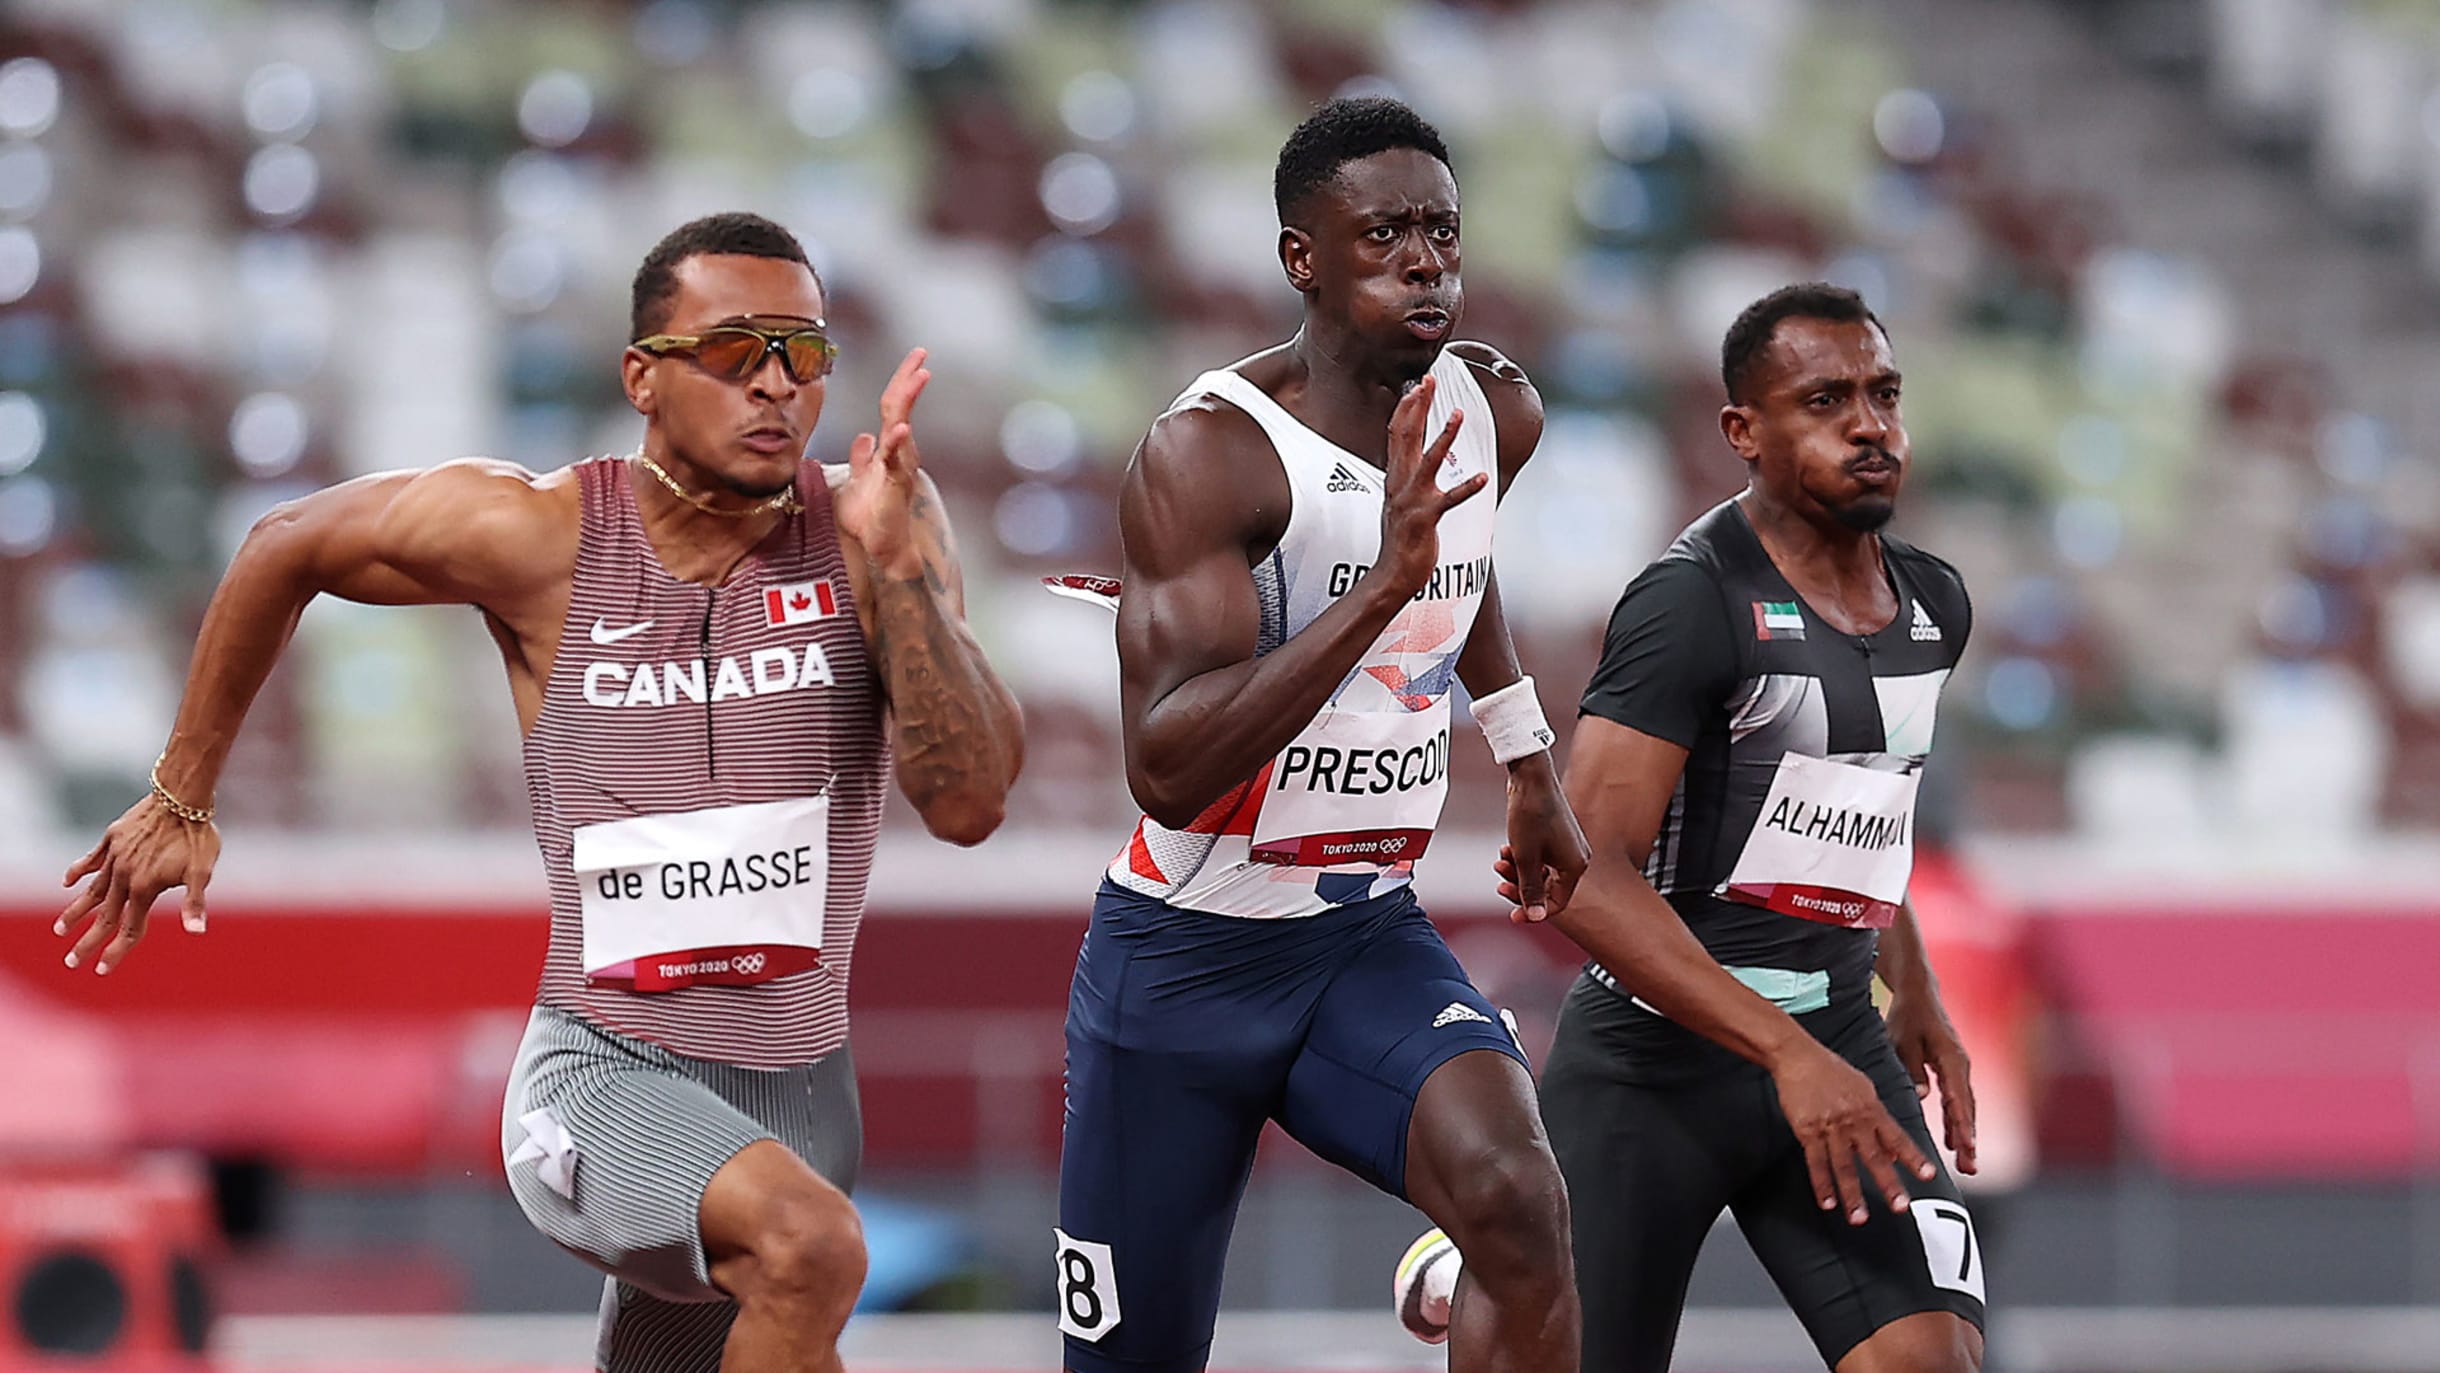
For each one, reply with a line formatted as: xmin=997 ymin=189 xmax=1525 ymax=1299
xmin=502 ymin=1005 xmax=860 ymax=1373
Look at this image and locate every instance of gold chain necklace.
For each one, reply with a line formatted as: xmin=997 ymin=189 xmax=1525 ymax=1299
xmin=633 ymin=451 xmax=803 ymax=519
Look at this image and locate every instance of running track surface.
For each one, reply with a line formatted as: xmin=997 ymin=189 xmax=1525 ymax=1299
xmin=197 ymin=1308 xmax=2440 ymax=1373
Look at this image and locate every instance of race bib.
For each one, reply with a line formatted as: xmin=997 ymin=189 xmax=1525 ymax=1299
xmin=1249 ymin=710 xmax=1449 ymax=867
xmin=571 ymin=796 xmax=830 ymax=991
xmin=1721 ymin=754 xmax=1918 ymax=929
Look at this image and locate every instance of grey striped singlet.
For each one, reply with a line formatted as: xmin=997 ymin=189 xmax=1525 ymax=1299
xmin=523 ymin=457 xmax=888 ymax=1068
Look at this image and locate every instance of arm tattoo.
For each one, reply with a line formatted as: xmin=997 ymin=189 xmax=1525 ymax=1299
xmin=867 ymin=490 xmax=1018 ymax=818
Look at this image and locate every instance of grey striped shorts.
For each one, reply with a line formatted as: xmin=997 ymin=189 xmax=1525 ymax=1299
xmin=501 ymin=1006 xmax=860 ymax=1370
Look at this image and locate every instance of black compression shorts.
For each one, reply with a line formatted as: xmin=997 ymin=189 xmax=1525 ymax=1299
xmin=1539 ymin=983 xmax=1986 ymax=1372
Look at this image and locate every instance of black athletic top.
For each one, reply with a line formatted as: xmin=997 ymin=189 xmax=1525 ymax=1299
xmin=1567 ymin=498 xmax=1972 ymax=1079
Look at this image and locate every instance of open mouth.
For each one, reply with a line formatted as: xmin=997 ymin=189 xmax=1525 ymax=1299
xmin=1403 ymin=307 xmax=1452 ymax=340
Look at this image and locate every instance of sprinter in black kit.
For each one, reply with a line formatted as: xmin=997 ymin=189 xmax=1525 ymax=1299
xmin=1397 ymin=284 xmax=1986 ymax=1373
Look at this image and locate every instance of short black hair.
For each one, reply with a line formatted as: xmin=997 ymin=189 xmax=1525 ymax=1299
xmin=1273 ymin=96 xmax=1454 ymax=227
xmin=1720 ymin=283 xmax=1887 ymax=404
xmin=630 ymin=212 xmax=815 ymax=340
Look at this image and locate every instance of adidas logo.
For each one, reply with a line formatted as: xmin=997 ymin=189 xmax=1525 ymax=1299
xmin=1910 ymin=601 xmax=1942 ymax=643
xmin=1432 ymin=1002 xmax=1491 ymax=1029
xmin=1326 ymin=461 xmax=1371 ymax=494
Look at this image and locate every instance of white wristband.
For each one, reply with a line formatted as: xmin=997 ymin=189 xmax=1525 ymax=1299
xmin=1471 ymin=675 xmax=1555 ymax=765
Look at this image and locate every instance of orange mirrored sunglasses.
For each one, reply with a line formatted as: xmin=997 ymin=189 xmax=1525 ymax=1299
xmin=633 ymin=325 xmax=839 ymax=384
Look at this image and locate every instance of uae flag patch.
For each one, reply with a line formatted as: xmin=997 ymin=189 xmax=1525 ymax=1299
xmin=1753 ymin=600 xmax=1805 ymax=640
xmin=765 ymin=579 xmax=840 ymax=627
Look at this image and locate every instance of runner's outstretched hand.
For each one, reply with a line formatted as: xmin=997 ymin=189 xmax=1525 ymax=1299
xmin=57 ymin=791 xmax=218 ymax=975
xmin=838 ymin=347 xmax=934 ymax=580
xmin=1370 ymin=376 xmax=1486 ymax=598
xmin=1886 ymin=990 xmax=1978 ymax=1175
xmin=1769 ymin=1038 xmax=1937 ymax=1226
xmin=1492 ymin=814 xmax=1589 ymax=925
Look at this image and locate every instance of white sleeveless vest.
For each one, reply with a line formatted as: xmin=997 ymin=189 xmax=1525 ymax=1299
xmin=1108 ymin=347 xmax=1499 ymax=918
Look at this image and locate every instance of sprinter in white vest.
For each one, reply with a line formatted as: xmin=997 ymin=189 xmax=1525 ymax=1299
xmin=1053 ymin=98 xmax=1589 ymax=1373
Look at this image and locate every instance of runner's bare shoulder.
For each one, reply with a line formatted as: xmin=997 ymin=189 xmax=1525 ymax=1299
xmin=1142 ymin=393 xmax=1265 ymax=466
xmin=1444 ymin=340 xmax=1544 ymax=480
xmin=1444 ymin=339 xmax=1530 ymax=389
xmin=366 ymin=457 xmax=580 ymax=598
xmin=1124 ymin=392 xmax=1281 ymax=543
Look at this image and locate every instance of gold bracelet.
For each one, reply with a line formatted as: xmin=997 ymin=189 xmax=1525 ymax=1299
xmin=149 ymin=757 xmax=215 ymax=825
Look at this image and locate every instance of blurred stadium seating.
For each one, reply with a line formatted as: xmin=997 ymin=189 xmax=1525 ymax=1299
xmin=0 ymin=0 xmax=2432 ymax=843
xmin=6 ymin=0 xmax=2440 ymax=1366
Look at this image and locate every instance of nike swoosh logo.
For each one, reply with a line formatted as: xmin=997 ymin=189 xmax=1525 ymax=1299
xmin=590 ymin=618 xmax=655 ymax=646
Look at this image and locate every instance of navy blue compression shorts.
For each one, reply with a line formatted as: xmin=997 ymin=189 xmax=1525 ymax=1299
xmin=1055 ymin=878 xmax=1527 ymax=1373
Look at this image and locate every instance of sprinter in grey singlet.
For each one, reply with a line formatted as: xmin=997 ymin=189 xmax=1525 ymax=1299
xmin=55 ymin=213 xmax=1025 ymax=1373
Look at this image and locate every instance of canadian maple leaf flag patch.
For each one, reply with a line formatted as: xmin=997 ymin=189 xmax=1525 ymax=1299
xmin=764 ymin=579 xmax=840 ymax=627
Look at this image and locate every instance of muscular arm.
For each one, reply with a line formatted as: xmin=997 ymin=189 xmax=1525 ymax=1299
xmin=1876 ymin=895 xmax=1978 ymax=1170
xmin=57 ymin=460 xmax=565 ymax=973
xmin=1547 ymin=719 xmax=1817 ymax=1068
xmin=1453 ymin=571 xmax=1526 ymax=700
xmin=1543 ymin=555 xmax=1816 ymax=1062
xmin=863 ymin=471 xmax=1025 ymax=846
xmin=1876 ymin=900 xmax=1936 ymax=998
xmin=158 ymin=460 xmax=566 ymax=802
xmin=1121 ymin=361 xmax=1478 ymax=826
xmin=1118 ymin=405 xmax=1421 ymax=827
xmin=1445 ymin=341 xmax=1586 ymax=912
xmin=1546 ymin=724 xmax=1945 ymax=1214
xmin=1447 ymin=339 xmax=1544 ymax=706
